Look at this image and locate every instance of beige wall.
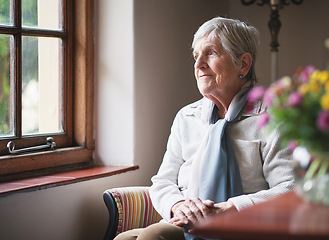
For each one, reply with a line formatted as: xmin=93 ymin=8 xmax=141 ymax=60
xmin=133 ymin=0 xmax=229 ymax=185
xmin=0 ymin=1 xmax=227 ymax=239
xmin=229 ymin=0 xmax=329 ymax=86
xmin=1 ymin=0 xmax=329 ymax=239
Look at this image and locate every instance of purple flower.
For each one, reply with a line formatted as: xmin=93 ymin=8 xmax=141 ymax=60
xmin=257 ymin=112 xmax=270 ymax=128
xmin=248 ymin=86 xmax=265 ymax=103
xmin=317 ymin=111 xmax=329 ymax=132
xmin=288 ymin=91 xmax=303 ymax=107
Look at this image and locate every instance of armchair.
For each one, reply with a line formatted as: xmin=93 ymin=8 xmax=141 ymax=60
xmin=103 ymin=186 xmax=162 ymax=240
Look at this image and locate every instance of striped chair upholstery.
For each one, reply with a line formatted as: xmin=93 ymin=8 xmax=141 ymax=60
xmin=103 ymin=186 xmax=162 ymax=240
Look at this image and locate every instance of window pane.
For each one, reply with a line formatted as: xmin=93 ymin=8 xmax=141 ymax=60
xmin=0 ymin=0 xmax=12 ymax=26
xmin=22 ymin=0 xmax=62 ymax=30
xmin=22 ymin=36 xmax=63 ymax=135
xmin=0 ymin=34 xmax=14 ymax=137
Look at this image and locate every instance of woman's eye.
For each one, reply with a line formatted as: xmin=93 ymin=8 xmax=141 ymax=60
xmin=209 ymin=51 xmax=217 ymax=55
xmin=194 ymin=55 xmax=199 ymax=60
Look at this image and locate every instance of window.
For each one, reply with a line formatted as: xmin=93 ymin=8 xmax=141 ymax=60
xmin=0 ymin=0 xmax=94 ymax=180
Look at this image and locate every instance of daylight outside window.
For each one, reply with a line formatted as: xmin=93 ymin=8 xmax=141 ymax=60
xmin=0 ymin=34 xmax=13 ymax=137
xmin=0 ymin=0 xmax=94 ymax=178
xmin=0 ymin=0 xmax=64 ymax=140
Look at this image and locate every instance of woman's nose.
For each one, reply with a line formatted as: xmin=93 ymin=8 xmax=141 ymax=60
xmin=194 ymin=56 xmax=207 ymax=69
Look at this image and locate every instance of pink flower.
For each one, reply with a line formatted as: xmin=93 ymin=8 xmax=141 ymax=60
xmin=257 ymin=112 xmax=270 ymax=128
xmin=248 ymin=86 xmax=265 ymax=103
xmin=317 ymin=111 xmax=329 ymax=132
xmin=288 ymin=140 xmax=298 ymax=152
xmin=263 ymin=88 xmax=275 ymax=107
xmin=300 ymin=65 xmax=315 ymax=83
xmin=288 ymin=91 xmax=303 ymax=107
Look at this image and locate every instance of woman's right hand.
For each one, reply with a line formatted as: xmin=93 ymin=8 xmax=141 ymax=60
xmin=169 ymin=198 xmax=214 ymax=226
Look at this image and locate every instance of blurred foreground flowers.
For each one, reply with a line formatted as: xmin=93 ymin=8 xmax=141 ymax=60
xmin=249 ymin=66 xmax=329 ymax=154
xmin=248 ymin=66 xmax=329 ymax=180
xmin=248 ymin=38 xmax=329 ymax=204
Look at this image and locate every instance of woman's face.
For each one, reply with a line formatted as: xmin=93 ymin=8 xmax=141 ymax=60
xmin=193 ymin=37 xmax=245 ymax=103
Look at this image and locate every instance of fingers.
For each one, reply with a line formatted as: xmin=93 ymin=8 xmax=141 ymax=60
xmin=185 ymin=199 xmax=202 ymax=222
xmin=212 ymin=200 xmax=237 ymax=214
xmin=203 ymin=199 xmax=215 ymax=207
xmin=172 ymin=205 xmax=189 ymax=225
xmin=170 ymin=198 xmax=212 ymax=225
xmin=168 ymin=216 xmax=186 ymax=226
xmin=188 ymin=198 xmax=212 ymax=219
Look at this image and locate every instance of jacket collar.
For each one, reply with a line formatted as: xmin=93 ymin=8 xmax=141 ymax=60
xmin=185 ymin=97 xmax=265 ymax=123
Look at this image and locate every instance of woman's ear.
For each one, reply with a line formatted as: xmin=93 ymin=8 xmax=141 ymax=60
xmin=239 ymin=52 xmax=252 ymax=77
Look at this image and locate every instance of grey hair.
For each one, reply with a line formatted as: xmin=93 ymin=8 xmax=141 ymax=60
xmin=192 ymin=16 xmax=259 ymax=83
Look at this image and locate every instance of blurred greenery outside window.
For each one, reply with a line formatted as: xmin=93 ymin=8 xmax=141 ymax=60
xmin=0 ymin=0 xmax=62 ymax=137
xmin=0 ymin=0 xmax=94 ymax=179
xmin=0 ymin=34 xmax=11 ymax=135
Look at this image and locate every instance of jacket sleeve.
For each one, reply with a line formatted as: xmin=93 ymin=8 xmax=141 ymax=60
xmin=149 ymin=111 xmax=186 ymax=221
xmin=229 ymin=128 xmax=295 ymax=211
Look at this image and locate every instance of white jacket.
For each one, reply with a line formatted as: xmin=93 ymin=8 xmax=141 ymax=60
xmin=150 ymin=98 xmax=294 ymax=221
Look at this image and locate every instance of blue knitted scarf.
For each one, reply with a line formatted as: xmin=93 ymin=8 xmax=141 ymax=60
xmin=184 ymin=85 xmax=252 ymax=240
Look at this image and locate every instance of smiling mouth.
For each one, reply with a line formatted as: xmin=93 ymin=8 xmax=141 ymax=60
xmin=199 ymin=74 xmax=212 ymax=78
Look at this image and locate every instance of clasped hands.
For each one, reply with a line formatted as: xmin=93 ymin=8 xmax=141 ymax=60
xmin=169 ymin=198 xmax=237 ymax=228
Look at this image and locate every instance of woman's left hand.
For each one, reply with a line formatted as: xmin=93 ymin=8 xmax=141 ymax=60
xmin=209 ymin=200 xmax=238 ymax=215
xmin=169 ymin=199 xmax=237 ymax=226
xmin=186 ymin=200 xmax=238 ymax=235
xmin=169 ymin=198 xmax=214 ymax=226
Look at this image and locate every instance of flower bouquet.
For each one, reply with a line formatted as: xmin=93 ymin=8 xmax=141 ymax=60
xmin=248 ymin=66 xmax=329 ymax=204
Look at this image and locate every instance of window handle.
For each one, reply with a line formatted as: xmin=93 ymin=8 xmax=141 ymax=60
xmin=7 ymin=137 xmax=56 ymax=154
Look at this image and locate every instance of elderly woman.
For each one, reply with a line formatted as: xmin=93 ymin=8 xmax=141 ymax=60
xmin=114 ymin=16 xmax=294 ymax=240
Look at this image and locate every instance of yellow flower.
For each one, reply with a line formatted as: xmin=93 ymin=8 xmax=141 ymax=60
xmin=318 ymin=71 xmax=329 ymax=84
xmin=310 ymin=70 xmax=321 ymax=83
xmin=298 ymin=83 xmax=309 ymax=95
xmin=310 ymin=70 xmax=329 ymax=86
xmin=321 ymin=93 xmax=329 ymax=110
xmin=309 ymin=82 xmax=320 ymax=92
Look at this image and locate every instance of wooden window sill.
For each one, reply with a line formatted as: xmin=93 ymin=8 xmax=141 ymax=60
xmin=0 ymin=165 xmax=139 ymax=197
